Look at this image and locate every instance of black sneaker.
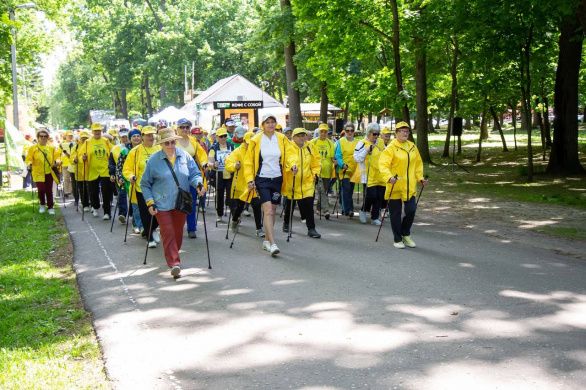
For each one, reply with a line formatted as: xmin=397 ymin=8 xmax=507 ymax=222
xmin=188 ymin=231 xmax=197 ymax=239
xmin=307 ymin=228 xmax=321 ymax=238
xmin=282 ymin=224 xmax=289 ymax=233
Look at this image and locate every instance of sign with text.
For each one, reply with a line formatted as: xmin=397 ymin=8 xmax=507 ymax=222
xmin=213 ymin=101 xmax=264 ymax=109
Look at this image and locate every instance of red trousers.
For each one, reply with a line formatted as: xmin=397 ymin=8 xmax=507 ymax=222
xmin=36 ymin=174 xmax=54 ymax=208
xmin=155 ymin=210 xmax=187 ymax=267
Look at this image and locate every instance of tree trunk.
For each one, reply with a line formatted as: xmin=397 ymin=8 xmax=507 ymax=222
xmin=547 ymin=4 xmax=586 ymax=174
xmin=120 ymin=88 xmax=128 ymax=119
xmin=144 ymin=74 xmax=153 ymax=118
xmin=490 ymin=105 xmax=509 ymax=152
xmin=476 ymin=107 xmax=487 ymax=162
xmin=114 ymin=91 xmax=122 ymax=117
xmin=319 ymin=81 xmax=328 ymax=124
xmin=389 ymin=0 xmax=410 ymax=123
xmin=442 ymin=35 xmax=459 ymax=158
xmin=520 ymin=26 xmax=534 ymax=181
xmin=344 ymin=101 xmax=349 ymax=122
xmin=280 ymin=0 xmax=303 ymax=128
xmin=415 ymin=36 xmax=432 ymax=163
xmin=435 ymin=115 xmax=440 ymax=129
xmin=510 ymin=102 xmax=518 ymax=150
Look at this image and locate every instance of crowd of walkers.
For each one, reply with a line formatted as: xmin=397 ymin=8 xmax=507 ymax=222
xmin=23 ymin=114 xmax=427 ymax=278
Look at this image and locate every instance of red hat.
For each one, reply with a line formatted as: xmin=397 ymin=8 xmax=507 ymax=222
xmin=191 ymin=126 xmax=202 ymax=135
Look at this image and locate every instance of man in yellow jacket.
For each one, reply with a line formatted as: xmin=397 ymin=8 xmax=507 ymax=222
xmin=84 ymin=123 xmax=113 ymax=219
xmin=334 ymin=123 xmax=359 ymax=217
xmin=282 ymin=128 xmax=322 ymax=238
xmin=26 ymin=128 xmax=61 ymax=214
xmin=225 ymin=131 xmax=264 ymax=237
xmin=354 ymin=123 xmax=387 ymax=225
xmin=378 ymin=122 xmax=428 ymax=249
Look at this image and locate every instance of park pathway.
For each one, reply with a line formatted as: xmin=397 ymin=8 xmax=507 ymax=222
xmin=63 ymin=197 xmax=586 ymax=389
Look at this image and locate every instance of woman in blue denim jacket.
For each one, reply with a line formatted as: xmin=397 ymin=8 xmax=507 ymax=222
xmin=141 ymin=128 xmax=205 ymax=278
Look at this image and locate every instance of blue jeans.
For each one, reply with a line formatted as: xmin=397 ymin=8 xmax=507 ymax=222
xmin=131 ymin=202 xmax=143 ymax=229
xmin=186 ymin=185 xmax=199 ymax=233
xmin=341 ymin=178 xmax=355 ymax=215
xmin=389 ymin=196 xmax=417 ymax=242
xmin=117 ymin=188 xmax=128 ymax=218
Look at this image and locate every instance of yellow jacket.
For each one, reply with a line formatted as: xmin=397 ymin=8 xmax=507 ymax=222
xmin=123 ymin=144 xmax=161 ymax=201
xmin=282 ymin=142 xmax=321 ymax=199
xmin=85 ymin=137 xmax=112 ymax=180
xmin=73 ymin=141 xmax=89 ymax=180
xmin=224 ymin=145 xmax=248 ymax=200
xmin=243 ymin=131 xmax=297 ymax=184
xmin=59 ymin=141 xmax=75 ymax=168
xmin=378 ymin=139 xmax=424 ymax=200
xmin=310 ymin=137 xmax=336 ymax=179
xmin=177 ymin=136 xmax=209 ymax=189
xmin=336 ymin=137 xmax=359 ymax=179
xmin=353 ymin=138 xmax=386 ymax=187
xmin=25 ymin=144 xmax=60 ymax=183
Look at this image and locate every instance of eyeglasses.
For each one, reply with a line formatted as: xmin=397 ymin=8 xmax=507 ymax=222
xmin=218 ymin=135 xmax=228 ymax=138
xmin=345 ymin=129 xmax=355 ymax=132
xmin=372 ymin=133 xmax=380 ymax=136
xmin=163 ymin=140 xmax=176 ymax=146
xmin=179 ymin=126 xmax=190 ymax=129
xmin=38 ymin=135 xmax=48 ymax=138
xmin=397 ymin=129 xmax=410 ymax=133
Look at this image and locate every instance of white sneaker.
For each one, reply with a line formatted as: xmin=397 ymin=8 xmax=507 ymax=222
xmin=92 ymin=209 xmax=99 ymax=217
xmin=83 ymin=207 xmax=90 ymax=212
xmin=148 ymin=240 xmax=157 ymax=248
xmin=152 ymin=230 xmax=161 ymax=243
xmin=402 ymin=235 xmax=417 ymax=248
xmin=371 ymin=219 xmax=382 ymax=226
xmin=242 ymin=209 xmax=251 ymax=217
xmin=270 ymin=243 xmax=280 ymax=256
xmin=393 ymin=241 xmax=406 ymax=249
xmin=216 ymin=216 xmax=224 ymax=223
xmin=170 ymin=265 xmax=181 ymax=278
xmin=133 ymin=227 xmax=141 ymax=234
xmin=39 ymin=205 xmax=46 ymax=214
xmin=103 ymin=214 xmax=110 ymax=220
xmin=47 ymin=208 xmax=55 ymax=215
xmin=262 ymin=240 xmax=271 ymax=252
xmin=256 ymin=228 xmax=265 ymax=238
xmin=359 ymin=210 xmax=367 ymax=224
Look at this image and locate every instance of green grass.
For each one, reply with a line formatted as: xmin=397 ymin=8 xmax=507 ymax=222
xmin=0 ymin=191 xmax=108 ymax=390
xmin=536 ymin=226 xmax=586 ymax=240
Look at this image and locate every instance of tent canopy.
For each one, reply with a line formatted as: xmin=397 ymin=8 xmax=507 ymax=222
xmin=148 ymin=106 xmax=195 ymax=124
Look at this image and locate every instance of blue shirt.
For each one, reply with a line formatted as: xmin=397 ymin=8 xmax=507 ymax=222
xmin=141 ymin=148 xmax=203 ymax=212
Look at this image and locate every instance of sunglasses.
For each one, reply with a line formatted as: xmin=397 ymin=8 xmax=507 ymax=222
xmin=218 ymin=135 xmax=228 ymax=138
xmin=163 ymin=140 xmax=176 ymax=146
xmin=372 ymin=133 xmax=380 ymax=136
xmin=179 ymin=126 xmax=190 ymax=129
xmin=38 ymin=135 xmax=48 ymax=138
xmin=345 ymin=129 xmax=355 ymax=132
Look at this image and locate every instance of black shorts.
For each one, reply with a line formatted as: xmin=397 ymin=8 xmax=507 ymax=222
xmin=255 ymin=176 xmax=283 ymax=205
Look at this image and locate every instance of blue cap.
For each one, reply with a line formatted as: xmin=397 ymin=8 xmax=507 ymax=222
xmin=177 ymin=118 xmax=192 ymax=127
xmin=129 ymin=129 xmax=142 ymax=138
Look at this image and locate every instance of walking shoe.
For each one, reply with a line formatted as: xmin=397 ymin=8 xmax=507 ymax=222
xmin=371 ymin=219 xmax=382 ymax=226
xmin=231 ymin=220 xmax=240 ymax=233
xmin=307 ymin=228 xmax=321 ymax=239
xmin=242 ymin=209 xmax=251 ymax=217
xmin=301 ymin=219 xmax=306 ymax=224
xmin=262 ymin=240 xmax=271 ymax=252
xmin=402 ymin=235 xmax=417 ymax=248
xmin=47 ymin=208 xmax=55 ymax=215
xmin=39 ymin=205 xmax=47 ymax=214
xmin=92 ymin=209 xmax=99 ymax=217
xmin=282 ymin=224 xmax=289 ymax=233
xmin=103 ymin=214 xmax=111 ymax=220
xmin=216 ymin=216 xmax=224 ymax=223
xmin=393 ymin=241 xmax=406 ymax=249
xmin=148 ymin=240 xmax=157 ymax=248
xmin=324 ymin=212 xmax=330 ymax=220
xmin=83 ymin=207 xmax=90 ymax=212
xmin=270 ymin=243 xmax=280 ymax=256
xmin=119 ymin=215 xmax=126 ymax=224
xmin=359 ymin=210 xmax=367 ymax=223
xmin=133 ymin=227 xmax=141 ymax=234
xmin=170 ymin=265 xmax=181 ymax=278
xmin=256 ymin=228 xmax=265 ymax=238
xmin=188 ymin=231 xmax=197 ymax=239
xmin=152 ymin=230 xmax=161 ymax=243
xmin=348 ymin=212 xmax=354 ymax=219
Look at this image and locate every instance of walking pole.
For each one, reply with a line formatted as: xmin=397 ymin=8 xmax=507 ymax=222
xmin=143 ymin=213 xmax=154 ymax=265
xmin=416 ymin=175 xmax=429 ymax=207
xmin=81 ymin=161 xmax=87 ymax=221
xmin=124 ymin=182 xmax=135 ymax=243
xmin=332 ymin=167 xmax=346 ymax=218
xmin=110 ymin=184 xmax=120 ymax=232
xmin=225 ymin=169 xmax=238 ymax=239
xmin=199 ymin=190 xmax=212 ymax=269
xmin=230 ymin=191 xmax=252 ymax=249
xmin=287 ymin=175 xmax=296 ymax=243
xmin=60 ymin=171 xmax=66 ymax=209
xmin=214 ymin=169 xmax=219 ymax=227
xmin=375 ymin=175 xmax=398 ymax=242
xmin=31 ymin=173 xmax=35 ymax=213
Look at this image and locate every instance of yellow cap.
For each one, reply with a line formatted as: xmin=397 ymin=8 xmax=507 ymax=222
xmin=90 ymin=123 xmax=103 ymax=131
xmin=395 ymin=121 xmax=410 ymax=130
xmin=141 ymin=126 xmax=157 ymax=135
xmin=381 ymin=127 xmax=392 ymax=135
xmin=275 ymin=124 xmax=283 ymax=131
xmin=216 ymin=127 xmax=228 ymax=137
xmin=79 ymin=130 xmax=91 ymax=139
xmin=107 ymin=128 xmax=119 ymax=136
xmin=292 ymin=127 xmax=308 ymax=137
xmin=318 ymin=123 xmax=329 ymax=131
xmin=64 ymin=130 xmax=73 ymax=136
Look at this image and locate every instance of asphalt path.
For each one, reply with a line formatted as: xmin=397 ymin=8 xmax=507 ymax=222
xmin=63 ymin=196 xmax=586 ymax=389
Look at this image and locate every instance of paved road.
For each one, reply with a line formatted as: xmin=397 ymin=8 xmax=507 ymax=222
xmin=63 ymin=197 xmax=586 ymax=389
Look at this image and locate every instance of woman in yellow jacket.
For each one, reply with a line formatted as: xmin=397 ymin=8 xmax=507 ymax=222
xmin=310 ymin=123 xmax=336 ymax=219
xmin=176 ymin=118 xmax=209 ymax=238
xmin=26 ymin=128 xmax=61 ymax=214
xmin=378 ymin=122 xmax=428 ymax=249
xmin=72 ymin=131 xmax=91 ymax=210
xmin=243 ymin=113 xmax=297 ymax=256
xmin=354 ymin=123 xmax=387 ymax=225
xmin=123 ymin=126 xmax=161 ymax=248
xmin=334 ymin=123 xmax=359 ymax=217
xmin=225 ymin=131 xmax=264 ymax=237
xmin=282 ymin=128 xmax=322 ymax=238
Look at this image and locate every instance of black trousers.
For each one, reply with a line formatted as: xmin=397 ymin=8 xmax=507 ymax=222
xmin=70 ymin=172 xmax=79 ymax=204
xmin=136 ymin=191 xmax=159 ymax=241
xmin=216 ymin=175 xmax=233 ymax=216
xmin=78 ymin=180 xmax=90 ymax=208
xmin=364 ymin=185 xmax=386 ymax=220
xmin=389 ymin=196 xmax=417 ymax=243
xmin=231 ymin=197 xmax=262 ymax=230
xmin=284 ymin=197 xmax=316 ymax=230
xmin=88 ymin=177 xmax=113 ymax=214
